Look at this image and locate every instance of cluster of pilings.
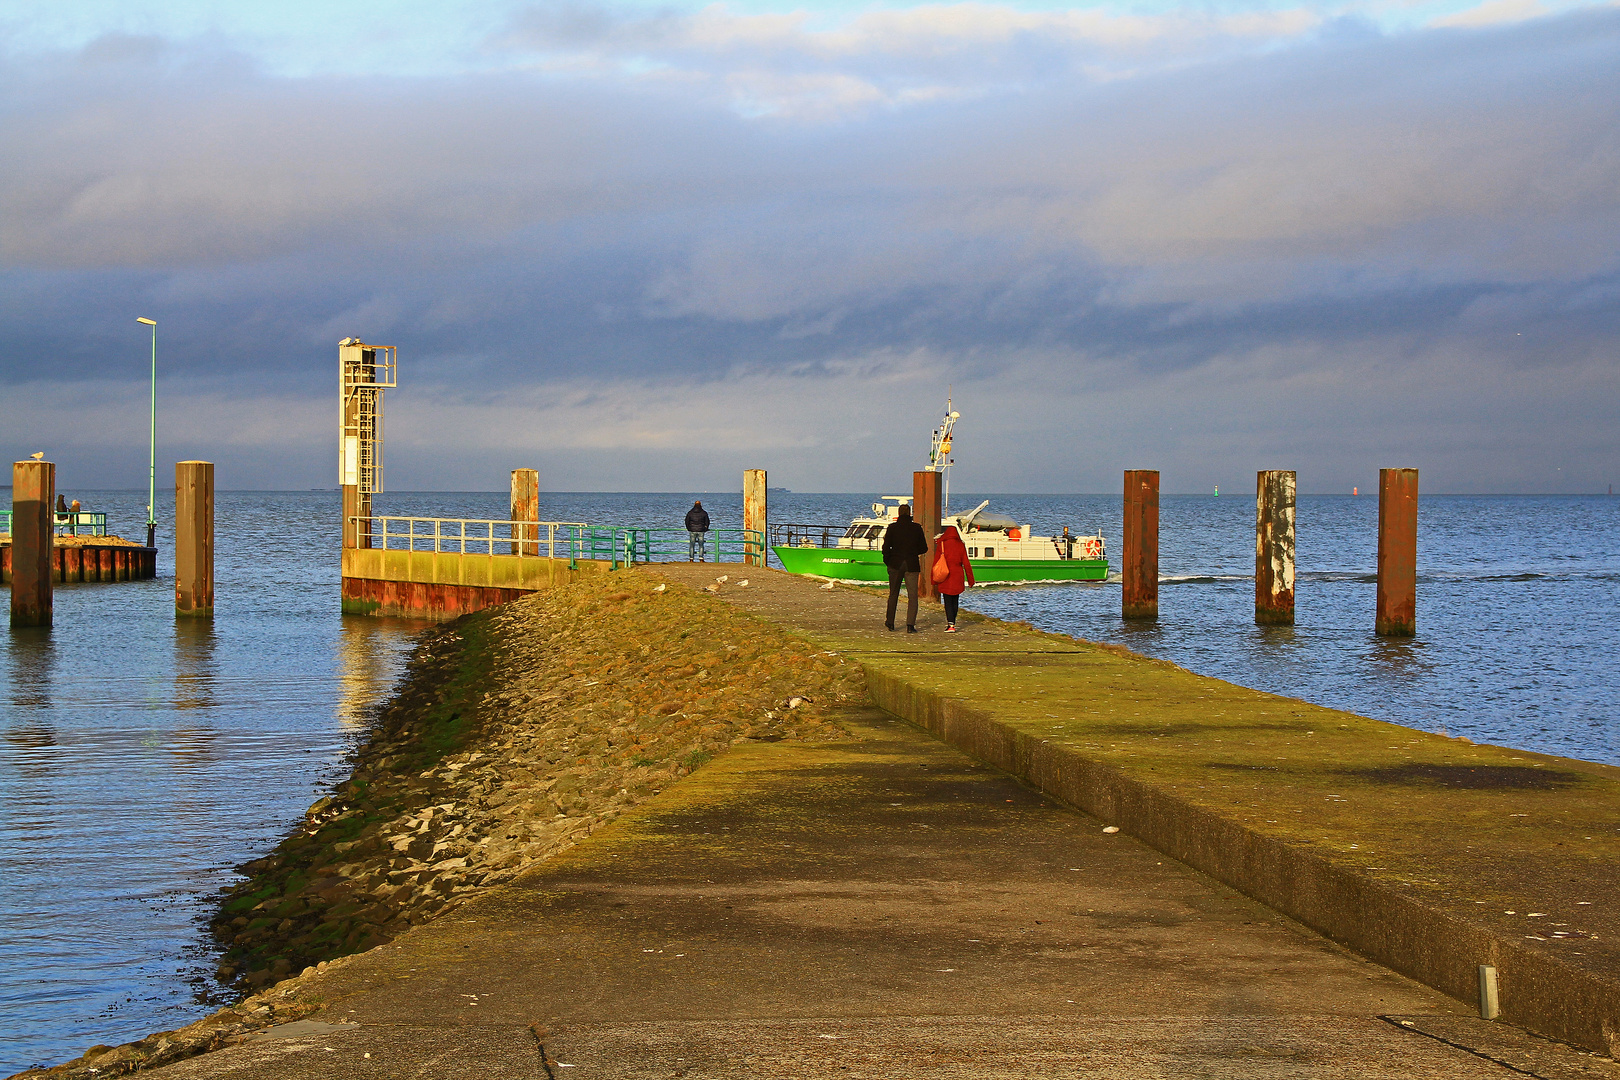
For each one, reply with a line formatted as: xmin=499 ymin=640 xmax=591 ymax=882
xmin=9 ymin=459 xmax=215 ymax=628
xmin=1119 ymin=468 xmax=1419 ymax=637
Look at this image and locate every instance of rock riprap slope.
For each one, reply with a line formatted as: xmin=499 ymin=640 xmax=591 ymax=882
xmin=217 ymin=572 xmax=861 ymax=989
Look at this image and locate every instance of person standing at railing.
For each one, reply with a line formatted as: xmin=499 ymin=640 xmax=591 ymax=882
xmin=685 ymin=500 xmax=711 ymax=562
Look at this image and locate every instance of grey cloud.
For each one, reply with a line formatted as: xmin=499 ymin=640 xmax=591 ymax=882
xmin=0 ymin=9 xmax=1616 ymax=491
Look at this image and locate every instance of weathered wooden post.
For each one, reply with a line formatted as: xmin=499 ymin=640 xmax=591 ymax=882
xmin=1122 ymin=469 xmax=1159 ymax=620
xmin=1255 ymin=470 xmax=1296 ymax=625
xmin=10 ymin=460 xmax=54 ymax=627
xmin=912 ymin=470 xmax=942 ymax=600
xmin=510 ymin=468 xmax=539 ymax=556
xmin=1376 ymin=467 xmax=1418 ymax=636
xmin=175 ymin=461 xmax=214 ymax=617
xmin=743 ymin=469 xmax=767 ymax=568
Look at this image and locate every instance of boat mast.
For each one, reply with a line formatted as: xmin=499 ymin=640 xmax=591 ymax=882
xmin=928 ymin=396 xmax=960 ymax=513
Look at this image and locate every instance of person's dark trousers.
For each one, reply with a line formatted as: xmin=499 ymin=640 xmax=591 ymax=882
xmin=942 ymin=593 xmax=959 ymax=624
xmin=886 ymin=566 xmax=919 ymax=628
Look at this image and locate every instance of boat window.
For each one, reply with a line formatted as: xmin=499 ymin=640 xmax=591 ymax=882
xmin=984 ymin=547 xmax=995 ymax=558
xmin=842 ymin=524 xmax=865 ymax=540
xmin=865 ymin=524 xmax=885 ymax=539
xmin=968 ymin=547 xmax=977 ymax=558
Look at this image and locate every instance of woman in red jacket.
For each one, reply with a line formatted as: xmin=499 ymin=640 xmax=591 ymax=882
xmin=934 ymin=524 xmax=975 ymax=632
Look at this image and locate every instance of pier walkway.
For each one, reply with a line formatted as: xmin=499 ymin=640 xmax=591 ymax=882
xmin=129 ymin=568 xmax=1620 ymax=1078
xmin=147 ymin=707 xmax=1520 ymax=1079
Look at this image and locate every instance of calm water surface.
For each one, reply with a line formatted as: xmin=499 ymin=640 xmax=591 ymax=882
xmin=2 ymin=488 xmax=1615 ymax=1070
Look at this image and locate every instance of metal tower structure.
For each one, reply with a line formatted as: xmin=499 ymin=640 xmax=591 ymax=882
xmin=339 ymin=338 xmax=396 ymax=548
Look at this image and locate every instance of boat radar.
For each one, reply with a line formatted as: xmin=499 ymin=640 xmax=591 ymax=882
xmin=928 ymin=397 xmax=961 ymax=511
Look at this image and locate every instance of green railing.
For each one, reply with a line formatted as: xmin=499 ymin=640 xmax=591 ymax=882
xmin=618 ymin=528 xmax=766 ymax=566
xmin=0 ymin=510 xmax=108 ymax=536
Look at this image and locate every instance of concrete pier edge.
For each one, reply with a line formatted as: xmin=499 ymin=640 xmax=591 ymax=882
xmin=860 ymin=663 xmax=1620 ymax=1056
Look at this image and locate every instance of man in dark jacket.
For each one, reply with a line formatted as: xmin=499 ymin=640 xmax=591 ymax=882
xmin=685 ymin=500 xmax=711 ymax=562
xmin=881 ymin=503 xmax=929 ymax=632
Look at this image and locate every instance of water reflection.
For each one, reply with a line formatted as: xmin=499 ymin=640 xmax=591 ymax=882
xmin=337 ymin=616 xmax=421 ymax=731
xmin=6 ymin=627 xmax=56 ymax=711
xmin=172 ymin=620 xmax=217 ymax=712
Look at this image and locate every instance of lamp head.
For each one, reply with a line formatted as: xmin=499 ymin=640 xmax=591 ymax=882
xmin=136 ymin=317 xmax=156 ymax=326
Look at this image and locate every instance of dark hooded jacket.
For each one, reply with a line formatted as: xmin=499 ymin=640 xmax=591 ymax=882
xmin=685 ymin=505 xmax=710 ymax=532
xmin=881 ymin=515 xmax=929 ymax=572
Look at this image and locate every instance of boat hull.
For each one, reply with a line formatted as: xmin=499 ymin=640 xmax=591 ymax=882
xmin=772 ymin=545 xmax=1107 ymax=584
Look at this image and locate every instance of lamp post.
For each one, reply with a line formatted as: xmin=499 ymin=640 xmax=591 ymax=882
xmin=136 ymin=317 xmax=157 ymax=547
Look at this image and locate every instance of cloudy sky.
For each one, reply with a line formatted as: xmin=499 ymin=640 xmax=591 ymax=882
xmin=2 ymin=0 xmax=1616 ymax=493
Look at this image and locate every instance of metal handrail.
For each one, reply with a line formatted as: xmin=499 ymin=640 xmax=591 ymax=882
xmin=55 ymin=511 xmax=109 ymax=536
xmin=619 ymin=528 xmax=766 ymax=565
xmin=770 ymin=521 xmax=881 ymax=551
xmin=352 ymin=516 xmax=588 ymax=558
xmin=0 ymin=510 xmax=109 ymax=537
xmin=348 ymin=518 xmax=768 ymax=568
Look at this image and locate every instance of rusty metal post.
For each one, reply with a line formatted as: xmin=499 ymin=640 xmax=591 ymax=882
xmin=912 ymin=470 xmax=943 ymax=601
xmin=1255 ymin=470 xmax=1296 ymax=626
xmin=175 ymin=461 xmax=214 ymax=617
xmin=743 ymin=469 xmax=767 ymax=568
xmin=510 ymin=468 xmax=539 ymax=556
xmin=1377 ymin=467 xmax=1418 ymax=636
xmin=1122 ymin=470 xmax=1159 ymax=620
xmin=10 ymin=460 xmax=54 ymax=627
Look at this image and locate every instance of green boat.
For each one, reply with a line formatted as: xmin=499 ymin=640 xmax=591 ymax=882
xmin=770 ymin=401 xmax=1108 ymax=585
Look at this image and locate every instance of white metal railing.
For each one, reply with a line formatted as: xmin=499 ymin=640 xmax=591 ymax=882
xmin=351 ymin=516 xmax=589 ymax=558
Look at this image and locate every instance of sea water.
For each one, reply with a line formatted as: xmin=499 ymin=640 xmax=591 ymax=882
xmin=1 ymin=489 xmax=1614 ymax=1071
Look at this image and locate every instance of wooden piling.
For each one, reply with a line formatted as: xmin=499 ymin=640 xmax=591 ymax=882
xmin=1122 ymin=469 xmax=1159 ymax=620
xmin=510 ymin=468 xmax=540 ymax=556
xmin=1255 ymin=470 xmax=1296 ymax=626
xmin=743 ymin=470 xmax=768 ymax=568
xmin=175 ymin=461 xmax=214 ymax=617
xmin=1376 ymin=467 xmax=1418 ymax=637
xmin=10 ymin=460 xmax=53 ymax=627
xmin=912 ymin=470 xmax=942 ymax=600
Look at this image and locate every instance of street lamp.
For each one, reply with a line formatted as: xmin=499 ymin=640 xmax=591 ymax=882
xmin=136 ymin=317 xmax=157 ymax=547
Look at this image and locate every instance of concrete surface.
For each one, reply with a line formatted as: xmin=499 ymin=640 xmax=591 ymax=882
xmin=142 ymin=704 xmax=1608 ymax=1078
xmin=654 ymin=564 xmax=1620 ymax=1057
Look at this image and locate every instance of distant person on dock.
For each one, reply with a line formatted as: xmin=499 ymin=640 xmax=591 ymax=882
xmin=882 ymin=504 xmax=929 ymax=632
xmin=934 ymin=524 xmax=974 ymax=633
xmin=685 ymin=500 xmax=710 ymax=562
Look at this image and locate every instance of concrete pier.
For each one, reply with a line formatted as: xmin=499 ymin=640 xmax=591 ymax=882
xmin=1377 ymin=467 xmax=1418 ymax=637
xmin=112 ymin=569 xmax=1620 ymax=1078
xmin=1121 ymin=469 xmax=1158 ymax=620
xmin=912 ymin=469 xmax=942 ymax=600
xmin=1254 ymin=469 xmax=1296 ymax=625
xmin=743 ymin=469 xmax=767 ymax=568
xmin=509 ymin=468 xmax=539 ymax=557
xmin=9 ymin=460 xmax=53 ymax=628
xmin=175 ymin=461 xmax=214 ymax=618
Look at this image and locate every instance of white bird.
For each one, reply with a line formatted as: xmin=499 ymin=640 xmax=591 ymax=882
xmin=29 ymin=452 xmax=44 ymax=460
xmin=819 ymin=580 xmax=835 ymax=590
xmin=737 ymin=579 xmax=749 ymax=587
xmin=716 ymin=575 xmax=728 ymax=584
xmin=652 ymin=584 xmax=667 ymax=593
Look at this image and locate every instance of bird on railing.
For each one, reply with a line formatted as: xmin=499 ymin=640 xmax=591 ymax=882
xmin=30 ymin=452 xmax=44 ymax=460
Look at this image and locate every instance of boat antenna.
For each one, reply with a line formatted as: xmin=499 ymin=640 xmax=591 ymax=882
xmin=928 ymin=393 xmax=959 ymax=513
